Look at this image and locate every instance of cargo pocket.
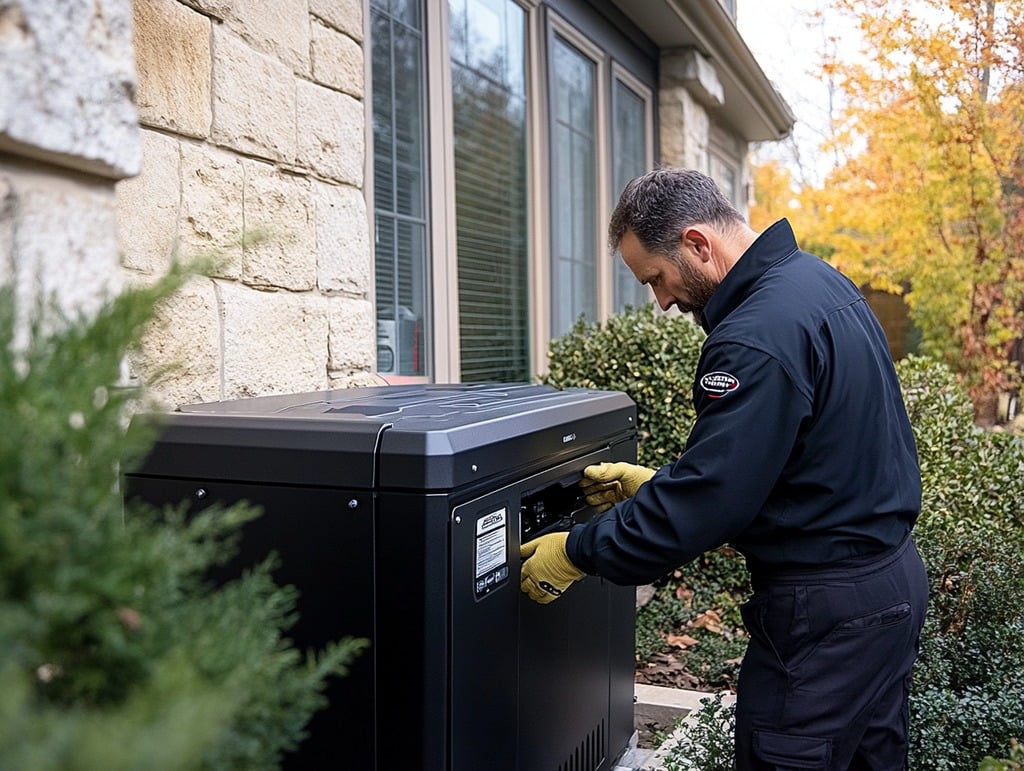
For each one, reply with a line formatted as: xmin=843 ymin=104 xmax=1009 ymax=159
xmin=753 ymin=729 xmax=831 ymax=770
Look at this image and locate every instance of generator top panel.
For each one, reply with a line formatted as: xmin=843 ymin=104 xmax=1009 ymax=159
xmin=129 ymin=383 xmax=636 ymax=492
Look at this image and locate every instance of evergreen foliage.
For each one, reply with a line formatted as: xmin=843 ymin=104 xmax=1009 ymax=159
xmin=0 ymin=266 xmax=367 ymax=770
xmin=896 ymin=356 xmax=1024 ymax=770
xmin=542 ymin=304 xmax=705 ymax=468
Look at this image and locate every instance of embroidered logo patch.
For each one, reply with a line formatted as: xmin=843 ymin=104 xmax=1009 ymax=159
xmin=700 ymin=371 xmax=739 ymax=399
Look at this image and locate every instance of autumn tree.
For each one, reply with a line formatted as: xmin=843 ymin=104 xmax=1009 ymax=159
xmin=749 ymin=160 xmax=840 ymax=262
xmin=800 ymin=0 xmax=1024 ymax=422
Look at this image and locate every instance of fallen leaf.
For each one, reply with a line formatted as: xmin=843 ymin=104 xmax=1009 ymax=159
xmin=674 ymin=586 xmax=694 ymax=604
xmin=666 ymin=633 xmax=699 ymax=649
xmin=690 ymin=609 xmax=723 ymax=634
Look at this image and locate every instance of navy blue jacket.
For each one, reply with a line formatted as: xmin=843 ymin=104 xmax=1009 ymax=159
xmin=566 ymin=219 xmax=921 ymax=584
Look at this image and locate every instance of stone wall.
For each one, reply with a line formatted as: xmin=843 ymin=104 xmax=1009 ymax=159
xmin=119 ymin=0 xmax=374 ymax=407
xmin=658 ymin=47 xmax=751 ymax=211
xmin=0 ymin=1 xmax=137 ymax=346
xmin=1 ymin=0 xmax=375 ymax=411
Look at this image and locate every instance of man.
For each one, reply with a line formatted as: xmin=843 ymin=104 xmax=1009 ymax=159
xmin=519 ymin=168 xmax=928 ymax=770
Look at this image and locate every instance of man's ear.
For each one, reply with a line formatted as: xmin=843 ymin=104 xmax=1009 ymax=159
xmin=682 ymin=226 xmax=713 ymax=262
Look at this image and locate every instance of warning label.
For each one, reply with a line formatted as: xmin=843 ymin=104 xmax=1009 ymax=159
xmin=475 ymin=507 xmax=507 ymax=578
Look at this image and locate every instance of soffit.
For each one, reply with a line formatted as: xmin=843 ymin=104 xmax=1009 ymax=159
xmin=609 ymin=0 xmax=796 ymax=142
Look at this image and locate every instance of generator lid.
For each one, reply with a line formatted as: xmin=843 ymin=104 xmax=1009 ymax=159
xmin=129 ymin=383 xmax=637 ymax=491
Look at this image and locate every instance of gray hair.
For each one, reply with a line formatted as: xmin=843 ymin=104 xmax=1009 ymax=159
xmin=607 ymin=167 xmax=744 ymax=255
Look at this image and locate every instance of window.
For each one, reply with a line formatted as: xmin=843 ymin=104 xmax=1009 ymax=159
xmin=450 ymin=0 xmax=530 ymax=382
xmin=549 ymin=31 xmax=598 ymax=339
xmin=709 ymin=151 xmax=739 ymax=208
xmin=369 ymin=0 xmax=657 ymax=382
xmin=372 ymin=0 xmax=430 ymax=377
xmin=611 ymin=67 xmax=653 ymax=313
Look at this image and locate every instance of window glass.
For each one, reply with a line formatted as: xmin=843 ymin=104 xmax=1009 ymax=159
xmin=612 ymin=76 xmax=651 ymax=313
xmin=709 ymin=152 xmax=739 ymax=207
xmin=450 ymin=0 xmax=530 ymax=382
xmin=550 ymin=35 xmax=597 ymax=339
xmin=372 ymin=0 xmax=430 ymax=377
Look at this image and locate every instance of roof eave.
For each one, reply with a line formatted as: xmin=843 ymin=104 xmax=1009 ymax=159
xmin=611 ymin=0 xmax=796 ymax=142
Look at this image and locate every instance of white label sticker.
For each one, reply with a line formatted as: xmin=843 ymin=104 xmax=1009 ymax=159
xmin=475 ymin=508 xmax=507 ymax=578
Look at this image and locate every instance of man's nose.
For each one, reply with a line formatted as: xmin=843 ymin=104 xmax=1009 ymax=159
xmin=654 ymin=287 xmax=673 ymax=311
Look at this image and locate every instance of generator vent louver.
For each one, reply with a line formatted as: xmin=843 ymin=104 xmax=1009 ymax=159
xmin=557 ymin=719 xmax=606 ymax=771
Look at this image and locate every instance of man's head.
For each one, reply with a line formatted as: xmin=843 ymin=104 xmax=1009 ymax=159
xmin=608 ymin=167 xmax=745 ymax=255
xmin=608 ymin=168 xmax=753 ymax=316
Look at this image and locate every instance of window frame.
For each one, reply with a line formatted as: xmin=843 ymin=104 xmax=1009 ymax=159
xmin=367 ymin=0 xmax=657 ymax=383
xmin=368 ymin=0 xmax=435 ymax=382
xmin=543 ymin=12 xmax=610 ymax=343
xmin=609 ymin=59 xmax=655 ymax=313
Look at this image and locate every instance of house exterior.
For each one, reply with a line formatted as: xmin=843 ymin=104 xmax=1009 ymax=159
xmin=1 ymin=0 xmax=793 ymax=408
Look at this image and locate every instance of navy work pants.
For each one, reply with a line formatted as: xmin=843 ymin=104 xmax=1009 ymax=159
xmin=734 ymin=536 xmax=928 ymax=770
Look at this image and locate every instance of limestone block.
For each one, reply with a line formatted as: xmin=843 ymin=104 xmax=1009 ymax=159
xmin=218 ymin=0 xmax=310 ymax=75
xmin=132 ymin=0 xmax=213 ymax=138
xmin=5 ymin=168 xmax=123 ymax=326
xmin=220 ymin=281 xmax=329 ymax=398
xmin=116 ymin=129 xmax=181 ymax=275
xmin=129 ymin=275 xmax=222 ymax=408
xmin=0 ymin=0 xmax=140 ymax=178
xmin=311 ymin=18 xmax=364 ymax=98
xmin=658 ymin=86 xmax=708 ymax=170
xmin=657 ymin=93 xmax=686 ymax=169
xmin=180 ymin=0 xmax=233 ymax=19
xmin=242 ymin=160 xmax=316 ymax=290
xmin=212 ymin=28 xmax=297 ymax=162
xmin=180 ymin=141 xmax=244 ymax=278
xmin=311 ymin=180 xmax=370 ymax=294
xmin=296 ymin=80 xmax=364 ymax=186
xmin=310 ymin=0 xmax=363 ymax=43
xmin=661 ymin=48 xmax=724 ymax=108
xmin=327 ymin=296 xmax=374 ymax=372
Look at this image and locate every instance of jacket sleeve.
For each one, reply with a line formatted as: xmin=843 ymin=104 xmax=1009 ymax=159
xmin=566 ymin=341 xmax=812 ymax=585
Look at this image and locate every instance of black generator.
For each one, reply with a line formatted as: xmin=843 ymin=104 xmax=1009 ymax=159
xmin=123 ymin=383 xmax=638 ymax=771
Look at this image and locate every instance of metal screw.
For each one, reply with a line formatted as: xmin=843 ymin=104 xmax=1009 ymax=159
xmin=471 ymin=464 xmax=478 ymax=472
xmin=195 ymin=488 xmax=207 ymax=499
xmin=348 ymin=499 xmax=358 ymax=509
xmin=455 ymin=515 xmax=462 ymax=525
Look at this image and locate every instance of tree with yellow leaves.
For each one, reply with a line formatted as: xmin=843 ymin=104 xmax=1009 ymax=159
xmin=778 ymin=0 xmax=1024 ymax=422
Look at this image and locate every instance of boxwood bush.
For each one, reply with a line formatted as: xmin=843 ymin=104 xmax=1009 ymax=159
xmin=543 ymin=304 xmax=704 ymax=469
xmin=896 ymin=356 xmax=1024 ymax=770
xmin=544 ymin=311 xmax=1024 ymax=770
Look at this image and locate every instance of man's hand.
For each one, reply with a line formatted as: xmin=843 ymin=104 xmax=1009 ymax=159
xmin=579 ymin=462 xmax=657 ymax=512
xmin=520 ymin=531 xmax=584 ymax=604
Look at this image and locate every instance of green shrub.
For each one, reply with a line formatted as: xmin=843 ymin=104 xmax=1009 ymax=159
xmin=542 ymin=305 xmax=705 ymax=468
xmin=0 ymin=267 xmax=366 ymax=770
xmin=545 ymin=317 xmax=1024 ymax=770
xmin=979 ymin=739 xmax=1024 ymax=770
xmin=898 ymin=355 xmax=1024 ymax=538
xmin=662 ymin=692 xmax=736 ymax=771
xmin=896 ymin=357 xmax=1024 ymax=770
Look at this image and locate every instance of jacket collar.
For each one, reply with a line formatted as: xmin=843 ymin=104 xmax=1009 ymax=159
xmin=700 ymin=218 xmax=800 ymax=333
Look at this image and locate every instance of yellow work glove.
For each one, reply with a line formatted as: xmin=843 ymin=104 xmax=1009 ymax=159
xmin=520 ymin=531 xmax=584 ymax=604
xmin=579 ymin=462 xmax=657 ymax=513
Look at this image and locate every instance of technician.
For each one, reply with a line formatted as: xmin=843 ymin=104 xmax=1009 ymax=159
xmin=519 ymin=167 xmax=929 ymax=770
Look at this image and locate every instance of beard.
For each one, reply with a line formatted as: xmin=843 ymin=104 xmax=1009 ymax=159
xmin=667 ymin=250 xmax=719 ymax=316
